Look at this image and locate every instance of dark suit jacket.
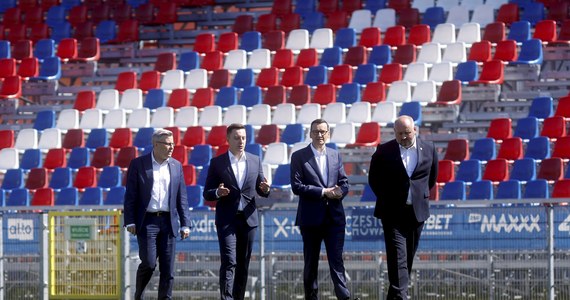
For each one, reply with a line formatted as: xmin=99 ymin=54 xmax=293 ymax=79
xmin=291 ymin=145 xmax=349 ymax=227
xmin=123 ymin=153 xmax=191 ymax=236
xmin=203 ymin=152 xmax=269 ymax=229
xmin=368 ymin=138 xmax=438 ymax=223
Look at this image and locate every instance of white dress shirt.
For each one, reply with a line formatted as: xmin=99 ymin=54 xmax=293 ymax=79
xmin=147 ymin=152 xmax=171 ymax=212
xmin=229 ymin=151 xmax=247 ymax=211
xmin=310 ymin=144 xmax=328 ymax=197
xmin=399 ymin=140 xmax=418 ymax=205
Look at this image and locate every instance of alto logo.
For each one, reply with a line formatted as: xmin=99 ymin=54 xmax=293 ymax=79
xmin=7 ymin=218 xmax=34 ymax=241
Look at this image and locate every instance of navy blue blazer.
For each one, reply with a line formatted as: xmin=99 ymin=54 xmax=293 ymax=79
xmin=368 ymin=138 xmax=438 ymax=223
xmin=123 ymin=153 xmax=191 ymax=237
xmin=203 ymin=152 xmax=269 ymax=229
xmin=291 ymin=145 xmax=349 ymax=227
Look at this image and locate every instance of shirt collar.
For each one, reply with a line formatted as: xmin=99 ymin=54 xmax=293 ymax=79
xmin=399 ymin=139 xmax=417 ymax=151
xmin=310 ymin=143 xmax=327 ymax=156
xmin=151 ymin=151 xmax=169 ymax=166
xmin=228 ymin=150 xmax=246 ymax=163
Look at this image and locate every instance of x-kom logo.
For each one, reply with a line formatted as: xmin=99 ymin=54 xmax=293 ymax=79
xmin=273 ymin=217 xmax=300 ymax=238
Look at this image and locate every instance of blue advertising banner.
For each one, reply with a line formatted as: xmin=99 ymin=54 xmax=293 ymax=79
xmin=2 ymin=213 xmax=40 ymax=255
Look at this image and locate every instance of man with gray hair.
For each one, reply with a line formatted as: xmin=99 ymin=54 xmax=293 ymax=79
xmin=124 ymin=128 xmax=192 ymax=300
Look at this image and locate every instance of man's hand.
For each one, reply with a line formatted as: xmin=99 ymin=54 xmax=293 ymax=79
xmin=324 ymin=185 xmax=343 ymax=199
xmin=180 ymin=228 xmax=190 ymax=240
xmin=217 ymin=183 xmax=230 ymax=197
xmin=126 ymin=225 xmax=136 ymax=236
xmin=259 ymin=180 xmax=270 ymax=194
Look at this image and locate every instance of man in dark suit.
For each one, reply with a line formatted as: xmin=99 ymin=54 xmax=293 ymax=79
xmin=203 ymin=123 xmax=270 ymax=300
xmin=291 ymin=119 xmax=357 ymax=300
xmin=124 ymin=129 xmax=192 ymax=300
xmin=368 ymin=115 xmax=438 ymax=300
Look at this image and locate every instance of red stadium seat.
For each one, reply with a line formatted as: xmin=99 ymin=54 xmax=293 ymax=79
xmin=112 ymin=3 xmax=133 ymax=23
xmin=135 ymin=3 xmax=155 ymax=25
xmin=547 ymin=1 xmax=569 ymax=23
xmin=555 ymin=95 xmax=570 ymax=119
xmin=470 ymin=60 xmax=504 ymax=85
xmin=256 ymin=13 xmax=277 ymax=34
xmin=139 ymin=70 xmax=161 ymax=93
xmin=329 ymin=64 xmax=353 ymax=86
xmin=388 ymin=0 xmax=411 ymax=12
xmin=397 ymin=8 xmax=420 ymax=28
xmin=73 ymin=21 xmax=95 ymax=41
xmin=171 ymin=145 xmax=188 ymax=165
xmin=496 ymin=3 xmax=519 ymax=25
xmin=443 ymin=139 xmax=469 ymax=162
xmin=0 ymin=58 xmax=17 ymax=79
xmin=383 ymin=26 xmax=406 ymax=48
xmin=201 ymin=51 xmax=223 ymax=72
xmin=272 ymin=49 xmax=295 ymax=69
xmin=256 ymin=124 xmax=280 ymax=146
xmin=271 ymin=0 xmax=292 ymax=17
xmin=26 ymin=167 xmax=49 ymax=190
xmin=296 ymin=48 xmax=319 ymax=69
xmin=392 ymin=43 xmax=416 ymax=65
xmin=326 ymin=11 xmax=349 ymax=32
xmin=44 ymin=148 xmax=67 ymax=170
xmin=74 ymin=166 xmax=98 ymax=190
xmin=263 ymin=30 xmax=285 ymax=52
xmin=29 ymin=23 xmax=49 ymax=44
xmin=533 ymin=20 xmax=558 ymax=44
xmin=31 ymin=187 xmax=54 ymax=206
xmin=362 ymin=82 xmax=386 ymax=104
xmin=0 ymin=129 xmax=15 ymax=150
xmin=537 ymin=157 xmax=564 ymax=182
xmin=154 ymin=3 xmax=177 ymax=24
xmin=344 ymin=46 xmax=367 ymax=66
xmin=493 ymin=40 xmax=518 ymax=62
xmin=313 ymin=83 xmax=336 ymax=106
xmin=497 ymin=137 xmax=523 ymax=161
xmin=20 ymin=0 xmax=39 ymax=11
xmin=342 ymin=0 xmax=362 ymax=13
xmin=348 ymin=122 xmax=381 ymax=147
xmin=183 ymin=164 xmax=196 ymax=185
xmin=191 ymin=87 xmax=214 ymax=109
xmin=182 ymin=126 xmax=206 ymax=148
xmin=91 ymin=146 xmax=114 ymax=169
xmin=113 ymin=20 xmax=139 ymax=43
xmin=435 ymin=80 xmax=462 ymax=105
xmin=359 ymin=27 xmax=382 ymax=48
xmin=74 ymin=37 xmax=100 ymax=62
xmin=378 ymin=63 xmax=403 ymax=84
xmin=73 ymin=91 xmax=96 ymax=112
xmin=62 ymin=129 xmax=85 ymax=150
xmin=25 ymin=7 xmax=44 ymax=27
xmin=115 ymin=146 xmax=138 ymax=170
xmin=281 ymin=66 xmax=304 ymax=87
xmin=0 ymin=76 xmax=22 ymax=99
xmin=487 ymin=118 xmax=512 ymax=142
xmin=318 ymin=0 xmax=339 ymax=15
xmin=154 ymin=52 xmax=176 ymax=73
xmin=115 ymin=71 xmax=137 ymax=92
xmin=167 ymin=88 xmax=190 ymax=109
xmin=3 ymin=7 xmax=21 ymax=27
xmin=437 ymin=159 xmax=455 ymax=185
xmin=206 ymin=125 xmax=229 ymax=149
xmin=17 ymin=57 xmax=38 ymax=80
xmin=288 ymin=84 xmax=311 ymax=107
xmin=552 ymin=136 xmax=570 ymax=161
xmin=217 ymin=32 xmax=238 ymax=53
xmin=256 ymin=67 xmax=279 ymax=89
xmin=194 ymin=33 xmax=215 ymax=54
xmin=12 ymin=40 xmax=33 ymax=61
xmin=232 ymin=15 xmax=254 ymax=35
xmin=57 ymin=38 xmax=78 ymax=62
xmin=482 ymin=158 xmax=509 ymax=182
xmin=468 ymin=41 xmax=492 ymax=63
xmin=263 ymin=85 xmax=286 ymax=106
xmin=407 ymin=24 xmax=431 ymax=46
xmin=482 ymin=22 xmax=506 ymax=45
xmin=279 ymin=13 xmax=300 ymax=34
xmin=109 ymin=128 xmax=133 ymax=150
xmin=91 ymin=3 xmax=111 ymax=24
xmin=552 ymin=179 xmax=570 ymax=198
xmin=541 ymin=116 xmax=566 ymax=140
xmin=6 ymin=24 xmax=27 ymax=44
xmin=209 ymin=69 xmax=231 ymax=90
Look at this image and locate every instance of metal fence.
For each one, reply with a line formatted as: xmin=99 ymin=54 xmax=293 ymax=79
xmin=1 ymin=200 xmax=570 ymax=300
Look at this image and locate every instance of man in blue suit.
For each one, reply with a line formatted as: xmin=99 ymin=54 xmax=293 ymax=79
xmin=368 ymin=115 xmax=438 ymax=299
xmin=203 ymin=123 xmax=270 ymax=300
xmin=124 ymin=129 xmax=192 ymax=300
xmin=291 ymin=119 xmax=357 ymax=300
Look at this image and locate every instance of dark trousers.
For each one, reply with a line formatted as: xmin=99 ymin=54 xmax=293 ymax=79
xmin=300 ymin=222 xmax=350 ymax=300
xmin=135 ymin=214 xmax=176 ymax=300
xmin=217 ymin=213 xmax=256 ymax=300
xmin=382 ymin=206 xmax=424 ymax=300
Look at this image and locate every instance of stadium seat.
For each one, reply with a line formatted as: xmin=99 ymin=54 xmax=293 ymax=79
xmin=143 ymin=89 xmax=166 ymax=111
xmin=440 ymin=180 xmax=466 ymax=200
xmin=15 ymin=128 xmax=39 ymax=151
xmin=186 ymin=184 xmax=204 ymax=208
xmin=524 ymin=136 xmax=550 ymax=161
xmin=20 ymin=149 xmax=42 ymax=172
xmin=482 ymin=22 xmax=506 ymax=45
xmin=178 ymin=51 xmax=200 ymax=74
xmin=334 ymin=28 xmax=356 ymax=50
xmin=262 ymin=142 xmax=289 ymax=166
xmin=0 ymin=75 xmax=22 ymax=99
xmin=470 ymin=59 xmax=504 ymax=84
xmin=79 ymin=187 xmax=103 ymax=205
xmin=205 ymin=125 xmax=229 ymax=149
xmin=537 ymin=157 xmax=564 ymax=182
xmin=270 ymin=164 xmax=292 ymax=189
xmin=49 ymin=167 xmax=73 ymax=191
xmin=26 ymin=167 xmax=49 ymax=190
xmin=6 ymin=188 xmax=30 ymax=206
xmin=91 ymin=146 xmax=114 ymax=169
xmin=337 ymin=83 xmax=361 ymax=105
xmin=541 ymin=116 xmax=566 ymax=140
xmin=510 ymin=158 xmax=536 ymax=182
xmin=454 ymin=61 xmax=478 ymax=84
xmin=240 ymin=31 xmax=262 ymax=53
xmin=238 ymin=86 xmax=262 ymax=108
xmin=256 ymin=67 xmax=279 ymax=89
xmin=108 ymin=128 xmax=132 ymax=150
xmin=455 ymin=159 xmax=482 ymax=183
xmin=67 ymin=147 xmax=90 ymax=170
xmin=288 ymin=85 xmax=311 ymax=107
xmin=507 ymin=21 xmax=531 ymax=44
xmin=496 ymin=137 xmax=523 ymax=161
xmin=281 ymin=66 xmax=304 ymax=87
xmin=378 ymin=63 xmax=402 ymax=84
xmin=18 ymin=57 xmax=39 ymax=80
xmin=527 ymin=96 xmax=553 ymax=120
xmin=74 ymin=166 xmax=98 ymax=190
xmin=397 ymin=8 xmax=420 ymax=28
xmin=309 ymin=29 xmax=333 ymax=54
xmin=0 ymin=58 xmax=16 ymax=79
xmin=115 ymin=146 xmax=137 ymax=170
xmin=2 ymin=169 xmax=25 ymax=190
xmin=441 ymin=43 xmax=466 ymax=67
xmin=360 ymin=184 xmax=376 ymax=202
xmin=359 ymin=27 xmax=382 ymax=49
xmin=256 ymin=13 xmax=277 ymax=34
xmin=422 ymin=7 xmax=445 ymax=29
xmin=322 ymin=102 xmax=347 ymax=126
xmin=470 ymin=138 xmax=496 ymax=162
xmin=468 ymin=180 xmax=493 ymax=200
xmin=295 ymin=48 xmax=318 ymax=70
xmin=279 ymin=14 xmax=301 ymax=35
xmin=496 ymin=3 xmax=519 ymax=25
xmin=392 ymin=44 xmax=416 ymax=65
xmin=348 ymin=121 xmax=381 ymax=147
xmin=256 ymin=124 xmax=280 ymax=146
xmin=483 ymin=158 xmax=509 ymax=183
xmin=373 ymin=8 xmax=396 ymax=30
xmin=0 ymin=130 xmax=15 ymax=150
xmin=285 ymin=29 xmax=309 ymax=53
xmin=510 ymin=39 xmax=543 ymax=65
xmin=513 ymin=116 xmax=539 ymax=141
xmin=230 ymin=68 xmax=253 ymax=89
xmin=330 ymin=122 xmax=356 ymax=146
xmin=104 ymin=186 xmax=125 ymax=205
xmin=43 ymin=148 xmax=66 ymax=170
xmin=493 ymin=40 xmax=518 ymax=63
xmin=347 ymin=101 xmax=372 ymax=123
xmin=33 ymin=110 xmax=56 ymax=132
xmin=232 ymin=15 xmax=253 ymax=35
xmin=132 ymin=127 xmax=154 ymax=151
xmin=404 ymin=62 xmax=429 ymax=84
xmin=446 ymin=5 xmax=470 ymax=28
xmin=533 ymin=20 xmax=557 ymax=44
xmin=386 ymin=80 xmax=412 ymax=104
xmin=383 ymin=25 xmax=406 ymax=48
xmin=150 ymin=106 xmax=174 ymax=128
xmin=524 ymin=179 xmax=549 ymax=199
xmin=98 ymin=166 xmax=121 ymax=190
xmin=319 ymin=46 xmax=342 ymax=69
xmin=34 ymin=39 xmax=56 ymax=62
xmin=280 ymin=123 xmax=304 ymax=145
xmin=398 ymin=101 xmax=422 ymax=125
xmin=467 ymin=41 xmax=492 ymax=63
xmin=437 ymin=159 xmax=455 ymax=185
xmin=552 ymin=179 xmax=570 ymax=198
xmin=329 ymin=64 xmax=353 ymax=86
xmin=263 ymin=85 xmax=286 ymax=107
xmin=188 ymin=144 xmax=212 ymax=168
xmin=201 ymin=51 xmax=223 ymax=72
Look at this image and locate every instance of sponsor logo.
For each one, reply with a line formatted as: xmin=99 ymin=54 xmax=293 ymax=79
xmin=7 ymin=218 xmax=34 ymax=241
xmin=469 ymin=213 xmax=541 ymax=233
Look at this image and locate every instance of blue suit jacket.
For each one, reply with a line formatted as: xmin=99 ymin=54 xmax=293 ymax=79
xmin=368 ymin=138 xmax=438 ymax=223
xmin=291 ymin=145 xmax=349 ymax=227
xmin=203 ymin=152 xmax=269 ymax=229
xmin=123 ymin=153 xmax=191 ymax=237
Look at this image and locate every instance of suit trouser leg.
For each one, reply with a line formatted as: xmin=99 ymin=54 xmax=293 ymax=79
xmin=135 ymin=217 xmax=160 ymax=300
xmin=233 ymin=215 xmax=256 ymax=300
xmin=157 ymin=217 xmax=175 ymax=300
xmin=301 ymin=226 xmax=323 ymax=300
xmin=323 ymin=224 xmax=350 ymax=300
xmin=218 ymin=222 xmax=237 ymax=300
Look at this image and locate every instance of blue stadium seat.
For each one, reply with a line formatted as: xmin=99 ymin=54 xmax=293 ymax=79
xmin=133 ymin=127 xmax=155 ymax=151
xmin=468 ymin=180 xmax=494 ymax=200
xmin=20 ymin=149 xmax=42 ymax=171
xmin=233 ymin=68 xmax=255 ymax=89
xmin=85 ymin=128 xmax=109 ymax=150
xmin=454 ymin=61 xmax=478 ymax=84
xmin=354 ymin=63 xmax=377 ymax=85
xmin=50 ymin=167 xmax=73 ymax=190
xmin=144 ymin=89 xmax=166 ymax=110
xmin=61 ymin=0 xmax=81 ymax=10
xmin=422 ymin=6 xmax=445 ymax=29
xmin=95 ymin=20 xmax=117 ymax=44
xmin=496 ymin=179 xmax=522 ymax=199
xmin=455 ymin=159 xmax=482 ymax=183
xmin=360 ymin=184 xmax=376 ymax=202
xmin=239 ymin=86 xmax=262 ymax=107
xmin=440 ymin=181 xmax=466 ymax=200
xmin=366 ymin=0 xmax=386 ymax=13
xmin=127 ymin=0 xmax=148 ymax=8
xmin=294 ymin=0 xmax=316 ymax=16
xmin=399 ymin=102 xmax=422 ymax=125
xmin=245 ymin=143 xmax=263 ymax=157
xmin=0 ymin=189 xmax=4 ymax=206
xmin=196 ymin=165 xmax=209 ymax=186
xmin=34 ymin=110 xmax=55 ymax=131
xmin=337 ymin=83 xmax=361 ymax=105
xmin=34 ymin=39 xmax=56 ymax=62
xmin=67 ymin=147 xmax=90 ymax=170
xmin=186 ymin=184 xmax=204 ymax=208
xmin=528 ymin=96 xmax=553 ymax=120
xmin=50 ymin=21 xmax=72 ymax=43
xmin=245 ymin=124 xmax=255 ymax=145
xmin=105 ymin=186 xmax=126 ymax=205
xmin=513 ymin=116 xmax=539 ymax=141
xmin=281 ymin=124 xmax=305 ymax=145
xmin=506 ymin=21 xmax=531 ymax=44
xmin=32 ymin=56 xmax=61 ymax=80
xmin=304 ymin=65 xmax=328 ymax=87
xmin=334 ymin=28 xmax=357 ymax=49
xmin=55 ymin=187 xmax=79 ymax=205
xmin=320 ymin=46 xmax=342 ymax=68
xmin=216 ymin=87 xmax=238 ymax=108
xmin=188 ymin=144 xmax=212 ymax=168
xmin=301 ymin=12 xmax=324 ymax=34
xmin=79 ymin=187 xmax=103 ymax=205
xmin=525 ymin=137 xmax=550 ymax=161
xmin=46 ymin=5 xmax=67 ymax=27
xmin=510 ymin=39 xmax=543 ymax=65
xmin=523 ymin=179 xmax=549 ymax=199
xmin=0 ymin=40 xmax=10 ymax=59
xmin=368 ymin=45 xmax=392 ymax=67
xmin=98 ymin=166 xmax=122 ymax=190
xmin=6 ymin=188 xmax=30 ymax=206
xmin=178 ymin=51 xmax=200 ymax=73
xmin=271 ymin=164 xmax=291 ymax=189
xmin=240 ymin=31 xmax=262 ymax=52
xmin=0 ymin=0 xmax=16 ymax=13
xmin=1 ymin=169 xmax=25 ymax=190
xmin=520 ymin=2 xmax=545 ymax=25
xmin=470 ymin=138 xmax=496 ymax=162
xmin=510 ymin=158 xmax=536 ymax=182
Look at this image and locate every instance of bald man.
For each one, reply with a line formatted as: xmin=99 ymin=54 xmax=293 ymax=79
xmin=368 ymin=115 xmax=438 ymax=300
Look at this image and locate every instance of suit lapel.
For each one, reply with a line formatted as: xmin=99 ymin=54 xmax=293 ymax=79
xmin=306 ymin=146 xmax=327 ymax=187
xmin=413 ymin=139 xmax=424 ymax=175
xmin=223 ymin=152 xmax=240 ymax=190
xmin=143 ymin=154 xmax=154 ymax=184
xmin=326 ymin=150 xmax=336 ymax=187
xmin=168 ymin=160 xmax=176 ymax=207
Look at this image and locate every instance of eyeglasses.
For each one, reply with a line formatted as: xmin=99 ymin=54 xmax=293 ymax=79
xmin=156 ymin=141 xmax=175 ymax=147
xmin=311 ymin=130 xmax=329 ymax=136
